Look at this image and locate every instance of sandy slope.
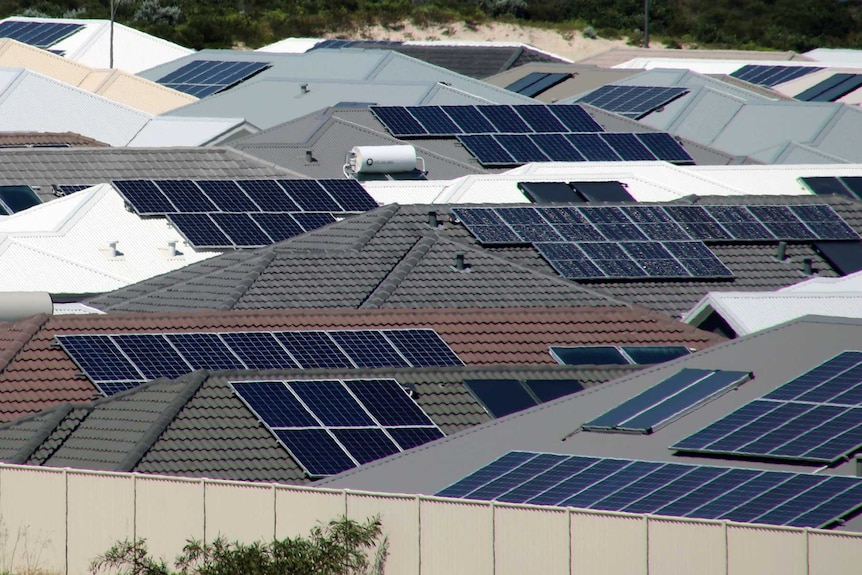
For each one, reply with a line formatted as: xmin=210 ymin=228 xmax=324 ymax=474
xmin=350 ymin=21 xmax=665 ymax=62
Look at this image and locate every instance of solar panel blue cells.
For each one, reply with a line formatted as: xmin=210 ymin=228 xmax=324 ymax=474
xmin=370 ymin=106 xmax=428 ymax=137
xmin=528 ymin=134 xmax=585 ymax=161
xmin=584 ymin=369 xmax=750 ymax=433
xmin=746 ymin=205 xmax=815 ymax=240
xmin=620 ymin=241 xmax=688 ymax=277
xmin=154 ymin=180 xmax=218 ymax=213
xmin=516 ymin=73 xmax=570 ymax=98
xmin=407 ymin=106 xmax=462 ymax=135
xmin=232 ymin=381 xmax=319 ymax=427
xmin=477 ymin=105 xmax=533 ymax=133
xmin=465 ymin=379 xmax=537 ymax=418
xmin=275 ymin=429 xmax=356 ymax=476
xmin=437 ymin=451 xmax=539 ymax=498
xmin=274 ymin=331 xmax=355 ymax=369
xmin=236 ymin=180 xmax=301 ymax=211
xmin=221 ymin=332 xmax=300 ymax=369
xmin=577 ymin=85 xmax=689 ymax=119
xmin=0 ymin=20 xmax=83 ymax=48
xmin=595 ymin=463 xmax=693 ymax=511
xmin=494 ymin=456 xmax=598 ymax=504
xmin=731 ymin=65 xmax=823 ymax=88
xmin=547 ymin=105 xmax=604 ymax=132
xmin=578 ymin=207 xmax=647 ymax=242
xmin=764 ymin=352 xmax=862 ymax=401
xmin=168 ymin=214 xmax=233 ymax=248
xmin=562 ymin=461 xmax=665 ymax=508
xmin=703 ymin=206 xmax=775 ymax=240
xmin=663 ymin=241 xmax=734 ymax=277
xmin=663 ymin=206 xmax=732 ymax=241
xmin=55 ymin=184 xmax=93 ymax=195
xmin=691 ymin=472 xmax=794 ymax=520
xmin=387 ymin=427 xmax=445 ymax=450
xmin=514 ymin=106 xmax=567 ymax=132
xmin=784 ymin=481 xmax=862 ymax=528
xmin=790 ymin=204 xmax=860 ymax=240
xmin=496 ymin=207 xmax=563 ymax=242
xmin=635 ymin=132 xmax=695 ymax=163
xmin=288 ymin=380 xmax=375 ymax=426
xmin=111 ymin=334 xmax=191 ymax=380
xmin=157 ymin=60 xmax=271 ymax=98
xmin=580 ymin=242 xmax=648 ymax=277
xmin=291 ymin=212 xmax=337 ymax=232
xmin=56 ymin=335 xmax=142 ymax=384
xmin=250 ymin=213 xmax=304 ymax=242
xmin=621 ymin=206 xmax=691 ymax=241
xmin=622 ymin=466 xmax=728 ymax=514
xmin=797 ymin=73 xmax=862 ymax=102
xmin=328 ymin=330 xmax=410 ymax=368
xmin=165 ymin=333 xmax=245 ymax=370
xmin=450 ymin=206 xmax=523 ymax=244
xmin=469 ymin=453 xmax=572 ymax=501
xmin=98 ymin=382 xmax=141 ymax=396
xmin=458 ymin=134 xmax=515 ymax=167
xmin=600 ymin=133 xmax=657 ymax=161
xmin=494 ymin=134 xmax=549 ymax=162
xmin=565 ymin=133 xmax=621 ymax=161
xmin=344 ymin=379 xmax=435 ymax=426
xmin=382 ymin=329 xmax=464 ymax=367
xmin=277 ymin=180 xmax=341 ymax=212
xmin=441 ymin=106 xmax=497 ymax=133
xmin=318 ymin=179 xmax=378 ymax=212
xmin=196 ymin=180 xmax=259 ymax=212
xmin=113 ymin=180 xmax=176 ymax=215
xmin=209 ymin=213 xmax=272 ymax=247
xmin=534 ymin=242 xmax=606 ymax=279
xmin=330 ymin=428 xmax=400 ymax=464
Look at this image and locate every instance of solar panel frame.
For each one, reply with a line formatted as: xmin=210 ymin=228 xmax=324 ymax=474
xmin=289 ymin=380 xmax=375 ymax=427
xmin=158 ymin=60 xmax=271 ymax=97
xmin=291 ymin=212 xmax=337 ymax=232
xmin=55 ymin=335 xmax=143 ymax=386
xmin=110 ymin=334 xmax=192 ymax=380
xmin=209 ymin=212 xmax=272 ymax=247
xmin=220 ymin=332 xmax=301 ymax=369
xmin=328 ymin=330 xmax=410 ymax=369
xmin=635 ymin=132 xmax=695 ymax=164
xmin=250 ymin=212 xmax=304 ymax=243
xmin=518 ymin=73 xmax=570 ymax=98
xmin=275 ymin=428 xmax=357 ymax=476
xmin=274 ymin=331 xmax=356 ymax=369
xmin=343 ymin=378 xmax=437 ymax=426
xmin=441 ymin=106 xmax=498 ymax=133
xmin=457 ymin=134 xmax=516 ymax=167
xmin=330 ymin=428 xmax=400 ymax=464
xmin=494 ymin=134 xmax=549 ymax=163
xmin=165 ymin=333 xmax=246 ymax=370
xmin=387 ymin=427 xmax=445 ymax=450
xmin=528 ymin=134 xmax=585 ymax=162
xmin=407 ymin=106 xmax=463 ymax=136
xmin=566 ymin=133 xmax=621 ymax=161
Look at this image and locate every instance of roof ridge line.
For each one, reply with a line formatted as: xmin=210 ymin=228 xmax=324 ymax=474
xmin=221 ymin=250 xmax=279 ymax=310
xmin=349 ymin=204 xmax=401 ymax=251
xmin=117 ymin=371 xmax=209 ymax=472
xmin=6 ymin=403 xmax=77 ymax=464
xmin=360 ymin=234 xmax=437 ymax=309
xmin=23 ymin=404 xmax=93 ymax=465
xmin=0 ymin=313 xmax=51 ymax=375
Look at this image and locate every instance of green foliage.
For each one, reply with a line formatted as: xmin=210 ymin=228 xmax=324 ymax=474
xmin=90 ymin=516 xmax=387 ymax=575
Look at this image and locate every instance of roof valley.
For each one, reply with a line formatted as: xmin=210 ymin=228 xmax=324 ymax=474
xmin=360 ymin=234 xmax=437 ymax=309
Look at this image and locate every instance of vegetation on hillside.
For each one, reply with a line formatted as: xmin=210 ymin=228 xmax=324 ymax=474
xmin=90 ymin=516 xmax=388 ymax=575
xmin=2 ymin=0 xmax=860 ymax=52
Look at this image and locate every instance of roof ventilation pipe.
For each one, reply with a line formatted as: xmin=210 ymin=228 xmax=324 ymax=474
xmin=300 ymin=83 xmax=310 ymax=94
xmin=167 ymin=241 xmax=178 ymax=258
xmin=454 ymin=252 xmax=467 ymax=271
xmin=776 ymin=241 xmax=787 ymax=261
xmin=108 ymin=241 xmax=119 ymax=258
xmin=428 ymin=210 xmax=439 ymax=228
xmin=345 ymin=145 xmax=425 ymax=177
xmin=803 ymin=257 xmax=813 ymax=276
xmin=0 ymin=292 xmax=53 ymax=321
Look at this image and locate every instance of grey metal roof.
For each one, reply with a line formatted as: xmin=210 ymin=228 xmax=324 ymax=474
xmin=87 ymin=195 xmax=861 ymax=318
xmin=144 ymin=49 xmax=534 ymax=129
xmin=318 ymin=315 xmax=862 ymax=522
xmin=386 ymin=44 xmax=569 ymax=79
xmin=0 ymin=365 xmax=635 ymax=483
xmin=483 ymin=63 xmax=641 ymax=103
xmin=0 ymin=147 xmax=295 ymax=202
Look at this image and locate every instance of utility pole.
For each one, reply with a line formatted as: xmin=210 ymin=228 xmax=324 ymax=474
xmin=643 ymin=0 xmax=650 ymax=48
xmin=109 ymin=0 xmax=116 ymax=68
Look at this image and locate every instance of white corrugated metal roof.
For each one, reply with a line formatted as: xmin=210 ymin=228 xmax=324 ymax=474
xmin=127 ymin=116 xmax=252 ymax=147
xmin=613 ymin=58 xmax=833 ymax=74
xmin=804 ymin=48 xmax=862 ymax=67
xmin=781 ymin=270 xmax=862 ymax=293
xmin=0 ymin=184 xmax=220 ymax=293
xmin=684 ymin=291 xmax=862 ymax=336
xmin=0 ymin=16 xmax=193 ymax=73
xmin=53 ymin=302 xmax=106 ymax=314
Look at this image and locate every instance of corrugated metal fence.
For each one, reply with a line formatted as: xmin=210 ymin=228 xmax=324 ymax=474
xmin=2 ymin=463 xmax=861 ymax=575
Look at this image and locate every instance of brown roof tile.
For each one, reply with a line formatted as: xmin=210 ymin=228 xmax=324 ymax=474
xmin=0 ymin=132 xmax=109 ymax=148
xmin=0 ymin=307 xmax=725 ymax=421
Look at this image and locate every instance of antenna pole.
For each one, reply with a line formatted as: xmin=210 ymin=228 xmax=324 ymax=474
xmin=643 ymin=0 xmax=650 ymax=48
xmin=109 ymin=0 xmax=115 ymax=68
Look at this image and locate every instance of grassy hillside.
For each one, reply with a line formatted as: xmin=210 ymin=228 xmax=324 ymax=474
xmin=2 ymin=0 xmax=861 ymax=52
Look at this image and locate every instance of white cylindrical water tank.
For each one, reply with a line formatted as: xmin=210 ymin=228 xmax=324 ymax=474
xmin=0 ymin=292 xmax=52 ymax=321
xmin=350 ymin=145 xmax=416 ymax=173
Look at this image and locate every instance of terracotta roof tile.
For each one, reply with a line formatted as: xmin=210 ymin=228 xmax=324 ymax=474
xmin=0 ymin=131 xmax=109 ymax=148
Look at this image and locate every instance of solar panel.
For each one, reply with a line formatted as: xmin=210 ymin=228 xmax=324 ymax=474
xmin=515 ymin=73 xmax=570 ymax=98
xmin=236 ymin=180 xmax=301 ymax=211
xmin=0 ymin=185 xmax=40 ymax=213
xmin=0 ymin=20 xmax=83 ymax=48
xmin=663 ymin=206 xmax=732 ymax=241
xmin=796 ymin=73 xmax=862 ymax=102
xmin=800 ymin=177 xmax=856 ymax=199
xmin=407 ymin=106 xmax=462 ymax=135
xmin=571 ymin=181 xmax=635 ymax=203
xmin=515 ymin=106 xmax=567 ymax=132
xmin=550 ymin=345 xmax=691 ymax=366
xmin=437 ymin=450 xmax=862 ymax=528
xmin=635 ymin=133 xmax=694 ymax=163
xmin=621 ymin=206 xmax=691 ymax=241
xmin=747 ymin=205 xmax=815 ymax=240
xmin=601 ymin=133 xmax=657 ymax=161
xmin=465 ymin=379 xmax=537 ymax=418
xmin=577 ymin=85 xmax=688 ymax=119
xmin=58 ymin=329 xmax=463 ymax=394
xmin=157 ymin=60 xmax=271 ymax=98
xmin=232 ymin=378 xmax=445 ymax=476
xmin=674 ymin=351 xmax=862 ymax=464
xmin=370 ymin=106 xmax=428 ymax=137
xmin=113 ymin=180 xmax=176 ymax=215
xmin=210 ymin=213 xmax=272 ymax=247
xmin=495 ymin=134 xmax=549 ymax=163
xmin=841 ymin=177 xmax=862 ymax=198
xmin=441 ymin=106 xmax=497 ymax=133
xmin=528 ymin=134 xmax=585 ymax=162
xmin=154 ymin=180 xmax=217 ymax=213
xmin=317 ymin=179 xmax=378 ymax=211
xmin=381 ymin=329 xmax=465 ymax=367
xmin=547 ymin=105 xmax=604 ymax=132
xmin=663 ymin=241 xmax=734 ymax=277
xmin=790 ymin=204 xmax=860 ymax=240
xmin=584 ymin=369 xmax=750 ymax=433
xmin=702 ymin=205 xmax=774 ymax=240
xmin=277 ymin=180 xmax=341 ymax=212
xmin=55 ymin=184 xmax=93 ymax=196
xmin=566 ymin=133 xmax=621 ymax=161
xmin=505 ymin=72 xmax=550 ymax=94
xmin=477 ymin=105 xmax=532 ymax=133
xmin=457 ymin=135 xmax=515 ymax=167
xmin=196 ymin=180 xmax=259 ymax=212
xmin=291 ymin=212 xmax=337 ymax=231
xmin=730 ymin=65 xmax=823 ymax=88
xmin=524 ymin=379 xmax=584 ymax=402
xmin=813 ymin=241 xmax=862 ymax=275
xmin=518 ymin=182 xmax=580 ymax=203
xmin=250 ymin=213 xmax=304 ymax=242
xmin=620 ymin=346 xmax=691 ymax=364
xmin=168 ymin=213 xmax=234 ymax=249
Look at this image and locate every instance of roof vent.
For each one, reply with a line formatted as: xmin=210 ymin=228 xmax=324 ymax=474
xmin=803 ymin=257 xmax=813 ymax=276
xmin=428 ymin=210 xmax=439 ymax=228
xmin=305 ymin=150 xmax=316 ymax=163
xmin=300 ymin=83 xmax=310 ymax=94
xmin=776 ymin=241 xmax=787 ymax=261
xmin=453 ymin=252 xmax=469 ymax=272
xmin=102 ymin=241 xmax=123 ymax=258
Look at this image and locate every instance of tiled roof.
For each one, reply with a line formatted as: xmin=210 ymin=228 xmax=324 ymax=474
xmin=0 ymin=307 xmax=724 ymax=422
xmin=0 ymin=364 xmax=643 ymax=483
xmin=88 ymin=196 xmax=862 ymax=319
xmin=0 ymin=131 xmax=108 ymax=147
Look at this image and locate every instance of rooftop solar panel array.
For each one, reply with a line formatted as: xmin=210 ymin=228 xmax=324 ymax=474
xmin=576 ymin=85 xmax=689 ymax=119
xmin=56 ymin=329 xmax=464 ymax=396
xmin=795 ymin=73 xmax=862 ymax=102
xmin=0 ymin=20 xmax=83 ymax=48
xmin=550 ymin=345 xmax=691 ymax=366
xmin=505 ymin=72 xmax=571 ymax=98
xmin=156 ymin=60 xmax=271 ymax=97
xmin=233 ymin=378 xmax=444 ymax=476
xmin=112 ymin=178 xmax=378 ymax=249
xmin=729 ymin=65 xmax=823 ymax=88
xmin=801 ymin=176 xmax=862 ymax=200
xmin=436 ymin=450 xmax=862 ymax=528
xmin=464 ymin=378 xmax=584 ymax=418
xmin=0 ymin=185 xmax=41 ymax=215
xmin=457 ymin=132 xmax=694 ymax=166
xmin=673 ymin=351 xmax=862 ymax=464
xmin=370 ymin=104 xmax=603 ymax=137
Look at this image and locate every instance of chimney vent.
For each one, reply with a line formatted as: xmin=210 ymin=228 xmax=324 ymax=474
xmin=428 ymin=210 xmax=438 ymax=228
xmin=167 ymin=241 xmax=178 ymax=257
xmin=305 ymin=150 xmax=315 ymax=163
xmin=803 ymin=257 xmax=813 ymax=276
xmin=300 ymin=83 xmax=310 ymax=94
xmin=108 ymin=241 xmax=119 ymax=258
xmin=776 ymin=241 xmax=787 ymax=261
xmin=454 ymin=252 xmax=466 ymax=271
